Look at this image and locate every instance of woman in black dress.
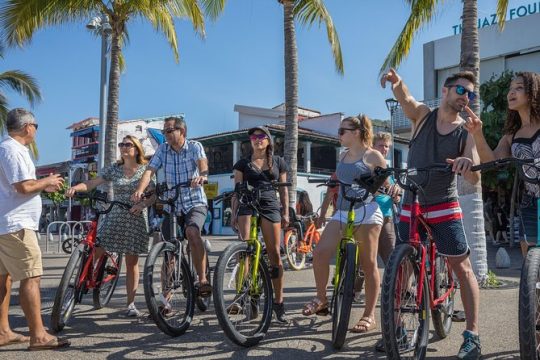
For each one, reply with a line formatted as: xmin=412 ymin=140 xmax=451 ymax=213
xmin=231 ymin=126 xmax=290 ymax=323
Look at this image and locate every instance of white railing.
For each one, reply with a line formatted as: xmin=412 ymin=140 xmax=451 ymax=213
xmin=45 ymin=221 xmax=93 ymax=254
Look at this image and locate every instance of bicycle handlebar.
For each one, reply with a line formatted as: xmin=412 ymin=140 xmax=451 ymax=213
xmin=307 ymin=177 xmax=371 ymax=203
xmin=213 ymin=181 xmax=291 ymax=206
xmin=470 ymin=157 xmax=539 ymax=184
xmin=74 ymin=191 xmax=132 ymax=215
xmin=144 ymin=180 xmax=208 ymax=205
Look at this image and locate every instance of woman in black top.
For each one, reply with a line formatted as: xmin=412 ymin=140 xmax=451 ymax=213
xmin=231 ymin=126 xmax=290 ymax=323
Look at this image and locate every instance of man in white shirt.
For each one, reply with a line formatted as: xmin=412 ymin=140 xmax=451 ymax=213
xmin=0 ymin=108 xmax=69 ymax=350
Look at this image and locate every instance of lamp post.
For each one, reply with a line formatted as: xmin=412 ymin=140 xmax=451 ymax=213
xmin=86 ymin=14 xmax=112 ymax=172
xmin=385 ymin=98 xmax=398 ymax=168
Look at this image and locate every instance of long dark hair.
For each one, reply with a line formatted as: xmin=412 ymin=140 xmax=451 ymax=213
xmin=297 ymin=191 xmax=313 ymax=215
xmin=503 ymin=72 xmax=540 ymax=135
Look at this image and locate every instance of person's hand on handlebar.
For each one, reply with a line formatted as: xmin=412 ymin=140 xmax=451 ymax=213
xmin=446 ymin=157 xmax=474 ymax=175
xmin=131 ymin=190 xmax=144 ymax=203
xmin=65 ymin=187 xmax=77 ymax=198
xmin=191 ymin=175 xmax=207 ymax=188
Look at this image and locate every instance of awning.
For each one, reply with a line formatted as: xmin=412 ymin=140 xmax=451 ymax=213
xmin=148 ymin=128 xmax=165 ymax=145
xmin=71 ymin=126 xmax=99 ymax=138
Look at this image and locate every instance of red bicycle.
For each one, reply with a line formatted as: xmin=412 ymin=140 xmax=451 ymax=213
xmin=373 ymin=164 xmax=456 ymax=359
xmin=50 ymin=191 xmax=128 ymax=332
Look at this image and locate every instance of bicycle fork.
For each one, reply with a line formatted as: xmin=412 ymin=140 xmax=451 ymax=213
xmin=235 ymin=216 xmax=263 ymax=297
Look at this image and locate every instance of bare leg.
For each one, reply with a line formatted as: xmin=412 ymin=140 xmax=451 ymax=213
xmin=186 ymin=226 xmax=207 ymax=283
xmin=311 ymin=221 xmax=343 ymax=303
xmin=0 ymin=274 xmax=29 ymax=345
xmin=260 ymin=219 xmax=284 ymax=303
xmin=19 ymin=277 xmax=57 ymax=346
xmin=448 ymin=255 xmax=480 ymax=333
xmin=125 ymin=255 xmax=139 ymax=305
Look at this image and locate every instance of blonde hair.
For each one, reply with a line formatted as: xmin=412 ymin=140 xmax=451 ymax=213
xmin=118 ymin=135 xmax=147 ymax=165
xmin=373 ymin=132 xmax=392 ymax=146
xmin=342 ymin=114 xmax=373 ymax=146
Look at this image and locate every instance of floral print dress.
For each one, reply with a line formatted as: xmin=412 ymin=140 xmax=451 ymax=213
xmin=97 ymin=163 xmax=152 ymax=255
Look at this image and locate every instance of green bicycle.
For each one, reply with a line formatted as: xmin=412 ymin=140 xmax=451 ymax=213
xmin=212 ymin=181 xmax=290 ymax=347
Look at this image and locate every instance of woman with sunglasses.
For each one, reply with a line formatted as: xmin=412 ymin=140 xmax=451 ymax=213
xmin=465 ymin=71 xmax=540 ymax=256
xmin=230 ymin=126 xmax=290 ymax=324
xmin=66 ymin=135 xmax=155 ymax=317
xmin=303 ymin=115 xmax=386 ymax=335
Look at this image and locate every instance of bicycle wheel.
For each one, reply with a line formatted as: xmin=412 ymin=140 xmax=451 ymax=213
xmin=284 ymin=227 xmax=306 ymax=270
xmin=195 ymin=253 xmax=212 ymax=312
xmin=50 ymin=244 xmax=86 ymax=332
xmin=62 ymin=237 xmax=77 ymax=254
xmin=519 ymin=246 xmax=540 ymax=359
xmin=144 ymin=241 xmax=195 ymax=337
xmin=381 ymin=243 xmax=430 ymax=359
xmin=213 ymin=242 xmax=273 ymax=347
xmin=431 ymin=255 xmax=455 ymax=339
xmin=93 ymin=252 xmax=123 ymax=309
xmin=331 ymin=242 xmax=356 ymax=350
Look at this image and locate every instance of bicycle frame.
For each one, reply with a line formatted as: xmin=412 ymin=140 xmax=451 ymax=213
xmin=234 ymin=215 xmax=263 ymax=296
xmin=333 ymin=204 xmax=358 ymax=292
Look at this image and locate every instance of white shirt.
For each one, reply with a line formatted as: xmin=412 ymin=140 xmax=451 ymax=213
xmin=0 ymin=136 xmax=42 ymax=235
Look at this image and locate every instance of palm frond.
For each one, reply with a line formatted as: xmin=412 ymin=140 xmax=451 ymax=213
xmin=28 ymin=140 xmax=38 ymax=159
xmin=0 ymin=93 xmax=8 ymax=133
xmin=138 ymin=4 xmax=180 ymax=62
xmin=167 ymin=0 xmax=206 ymax=37
xmin=294 ymin=0 xmax=343 ymax=74
xmin=200 ymin=0 xmax=226 ymax=21
xmin=0 ymin=0 xmax=101 ymax=47
xmin=496 ymin=0 xmax=509 ymax=30
xmin=379 ymin=0 xmax=438 ymax=76
xmin=0 ymin=70 xmax=42 ymax=106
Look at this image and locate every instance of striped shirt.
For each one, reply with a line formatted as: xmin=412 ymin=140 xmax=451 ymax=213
xmin=148 ymin=140 xmax=207 ymax=214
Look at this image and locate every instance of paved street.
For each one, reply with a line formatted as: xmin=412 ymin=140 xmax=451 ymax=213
xmin=1 ymin=236 xmax=525 ymax=359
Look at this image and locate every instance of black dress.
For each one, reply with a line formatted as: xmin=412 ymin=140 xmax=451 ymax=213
xmin=233 ymin=156 xmax=288 ymax=223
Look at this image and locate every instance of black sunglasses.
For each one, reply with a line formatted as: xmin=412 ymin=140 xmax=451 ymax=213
xmin=338 ymin=127 xmax=357 ymax=136
xmin=118 ymin=142 xmax=135 ymax=148
xmin=161 ymin=127 xmax=182 ymax=135
xmin=26 ymin=123 xmax=38 ymax=130
xmin=447 ymin=84 xmax=477 ymax=101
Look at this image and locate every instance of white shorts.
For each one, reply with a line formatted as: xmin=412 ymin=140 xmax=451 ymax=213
xmin=331 ymin=202 xmax=383 ymax=226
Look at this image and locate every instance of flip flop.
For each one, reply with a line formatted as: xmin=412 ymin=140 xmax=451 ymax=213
xmin=28 ymin=337 xmax=70 ymax=351
xmin=0 ymin=334 xmax=30 ymax=347
xmin=195 ymin=281 xmax=213 ymax=298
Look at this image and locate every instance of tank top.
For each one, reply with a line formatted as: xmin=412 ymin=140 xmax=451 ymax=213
xmin=511 ymin=128 xmax=540 ymax=202
xmin=404 ymin=109 xmax=467 ymax=206
xmin=335 ymin=152 xmax=373 ymax=211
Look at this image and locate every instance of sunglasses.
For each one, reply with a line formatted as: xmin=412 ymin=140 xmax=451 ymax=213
xmin=27 ymin=123 xmax=38 ymax=130
xmin=249 ymin=134 xmax=268 ymax=141
xmin=338 ymin=127 xmax=357 ymax=136
xmin=447 ymin=84 xmax=477 ymax=101
xmin=161 ymin=127 xmax=182 ymax=135
xmin=118 ymin=142 xmax=135 ymax=148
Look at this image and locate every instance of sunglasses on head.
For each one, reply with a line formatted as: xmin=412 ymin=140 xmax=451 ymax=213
xmin=447 ymin=84 xmax=477 ymax=101
xmin=118 ymin=142 xmax=135 ymax=148
xmin=161 ymin=127 xmax=182 ymax=135
xmin=249 ymin=133 xmax=268 ymax=141
xmin=338 ymin=127 xmax=357 ymax=136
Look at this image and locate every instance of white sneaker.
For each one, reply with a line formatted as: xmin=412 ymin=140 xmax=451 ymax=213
xmin=126 ymin=303 xmax=141 ymax=317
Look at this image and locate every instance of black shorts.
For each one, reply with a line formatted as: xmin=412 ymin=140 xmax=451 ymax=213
xmin=161 ymin=206 xmax=207 ymax=240
xmin=238 ymin=198 xmax=281 ymax=224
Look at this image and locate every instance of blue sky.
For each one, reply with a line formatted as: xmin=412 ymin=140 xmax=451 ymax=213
xmin=1 ymin=0 xmax=532 ymax=165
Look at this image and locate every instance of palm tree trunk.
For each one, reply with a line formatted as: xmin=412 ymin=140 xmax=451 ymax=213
xmin=104 ymin=28 xmax=122 ymax=168
xmin=458 ymin=0 xmax=488 ymax=285
xmin=282 ymin=0 xmax=298 ymax=208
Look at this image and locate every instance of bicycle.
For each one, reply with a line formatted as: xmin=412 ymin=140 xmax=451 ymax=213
xmin=143 ymin=180 xmax=212 ymax=337
xmin=283 ymin=209 xmax=320 ymax=270
xmin=212 ymin=180 xmax=290 ymax=347
xmin=50 ymin=191 xmax=126 ymax=332
xmin=470 ymin=157 xmax=539 ymax=360
xmin=376 ymin=164 xmax=458 ymax=359
xmin=307 ymin=176 xmax=376 ymax=350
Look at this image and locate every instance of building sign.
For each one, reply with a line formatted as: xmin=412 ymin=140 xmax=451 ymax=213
xmin=203 ymin=182 xmax=219 ymax=200
xmin=452 ymin=1 xmax=539 ymax=35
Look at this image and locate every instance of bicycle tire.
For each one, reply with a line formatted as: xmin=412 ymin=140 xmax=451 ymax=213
xmin=331 ymin=242 xmax=356 ymax=350
xmin=284 ymin=227 xmax=306 ymax=270
xmin=92 ymin=252 xmax=123 ymax=309
xmin=431 ymin=255 xmax=454 ymax=339
xmin=62 ymin=237 xmax=77 ymax=254
xmin=195 ymin=253 xmax=212 ymax=312
xmin=144 ymin=241 xmax=195 ymax=337
xmin=518 ymin=246 xmax=540 ymax=359
xmin=381 ymin=243 xmax=429 ymax=359
xmin=50 ymin=244 xmax=86 ymax=332
xmin=213 ymin=242 xmax=273 ymax=347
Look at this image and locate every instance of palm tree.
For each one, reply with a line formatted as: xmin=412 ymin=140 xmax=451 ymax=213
xmin=0 ymin=44 xmax=42 ymax=157
xmin=1 ymin=0 xmax=212 ymax=167
xmin=380 ymin=0 xmax=510 ymax=284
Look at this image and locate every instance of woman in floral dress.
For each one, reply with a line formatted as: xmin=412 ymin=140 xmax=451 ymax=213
xmin=66 ymin=135 xmax=154 ymax=316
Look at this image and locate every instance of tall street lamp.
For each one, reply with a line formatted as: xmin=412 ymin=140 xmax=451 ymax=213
xmin=385 ymin=98 xmax=398 ymax=168
xmin=86 ymin=14 xmax=112 ymax=172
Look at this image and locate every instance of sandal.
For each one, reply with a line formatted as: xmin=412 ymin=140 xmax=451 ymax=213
xmin=195 ymin=281 xmax=213 ymax=298
xmin=350 ymin=316 xmax=376 ymax=333
xmin=302 ymin=297 xmax=329 ymax=316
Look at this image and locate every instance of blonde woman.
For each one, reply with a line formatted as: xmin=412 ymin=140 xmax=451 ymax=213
xmin=303 ymin=115 xmax=386 ymax=334
xmin=66 ymin=135 xmax=154 ymax=316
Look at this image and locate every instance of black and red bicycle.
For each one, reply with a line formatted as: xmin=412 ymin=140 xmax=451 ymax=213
xmin=50 ymin=191 xmax=127 ymax=332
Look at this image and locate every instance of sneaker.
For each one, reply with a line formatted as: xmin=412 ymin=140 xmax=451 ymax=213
xmin=126 ymin=303 xmax=141 ymax=317
xmin=457 ymin=330 xmax=482 ymax=360
xmin=272 ymin=302 xmax=289 ymax=324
